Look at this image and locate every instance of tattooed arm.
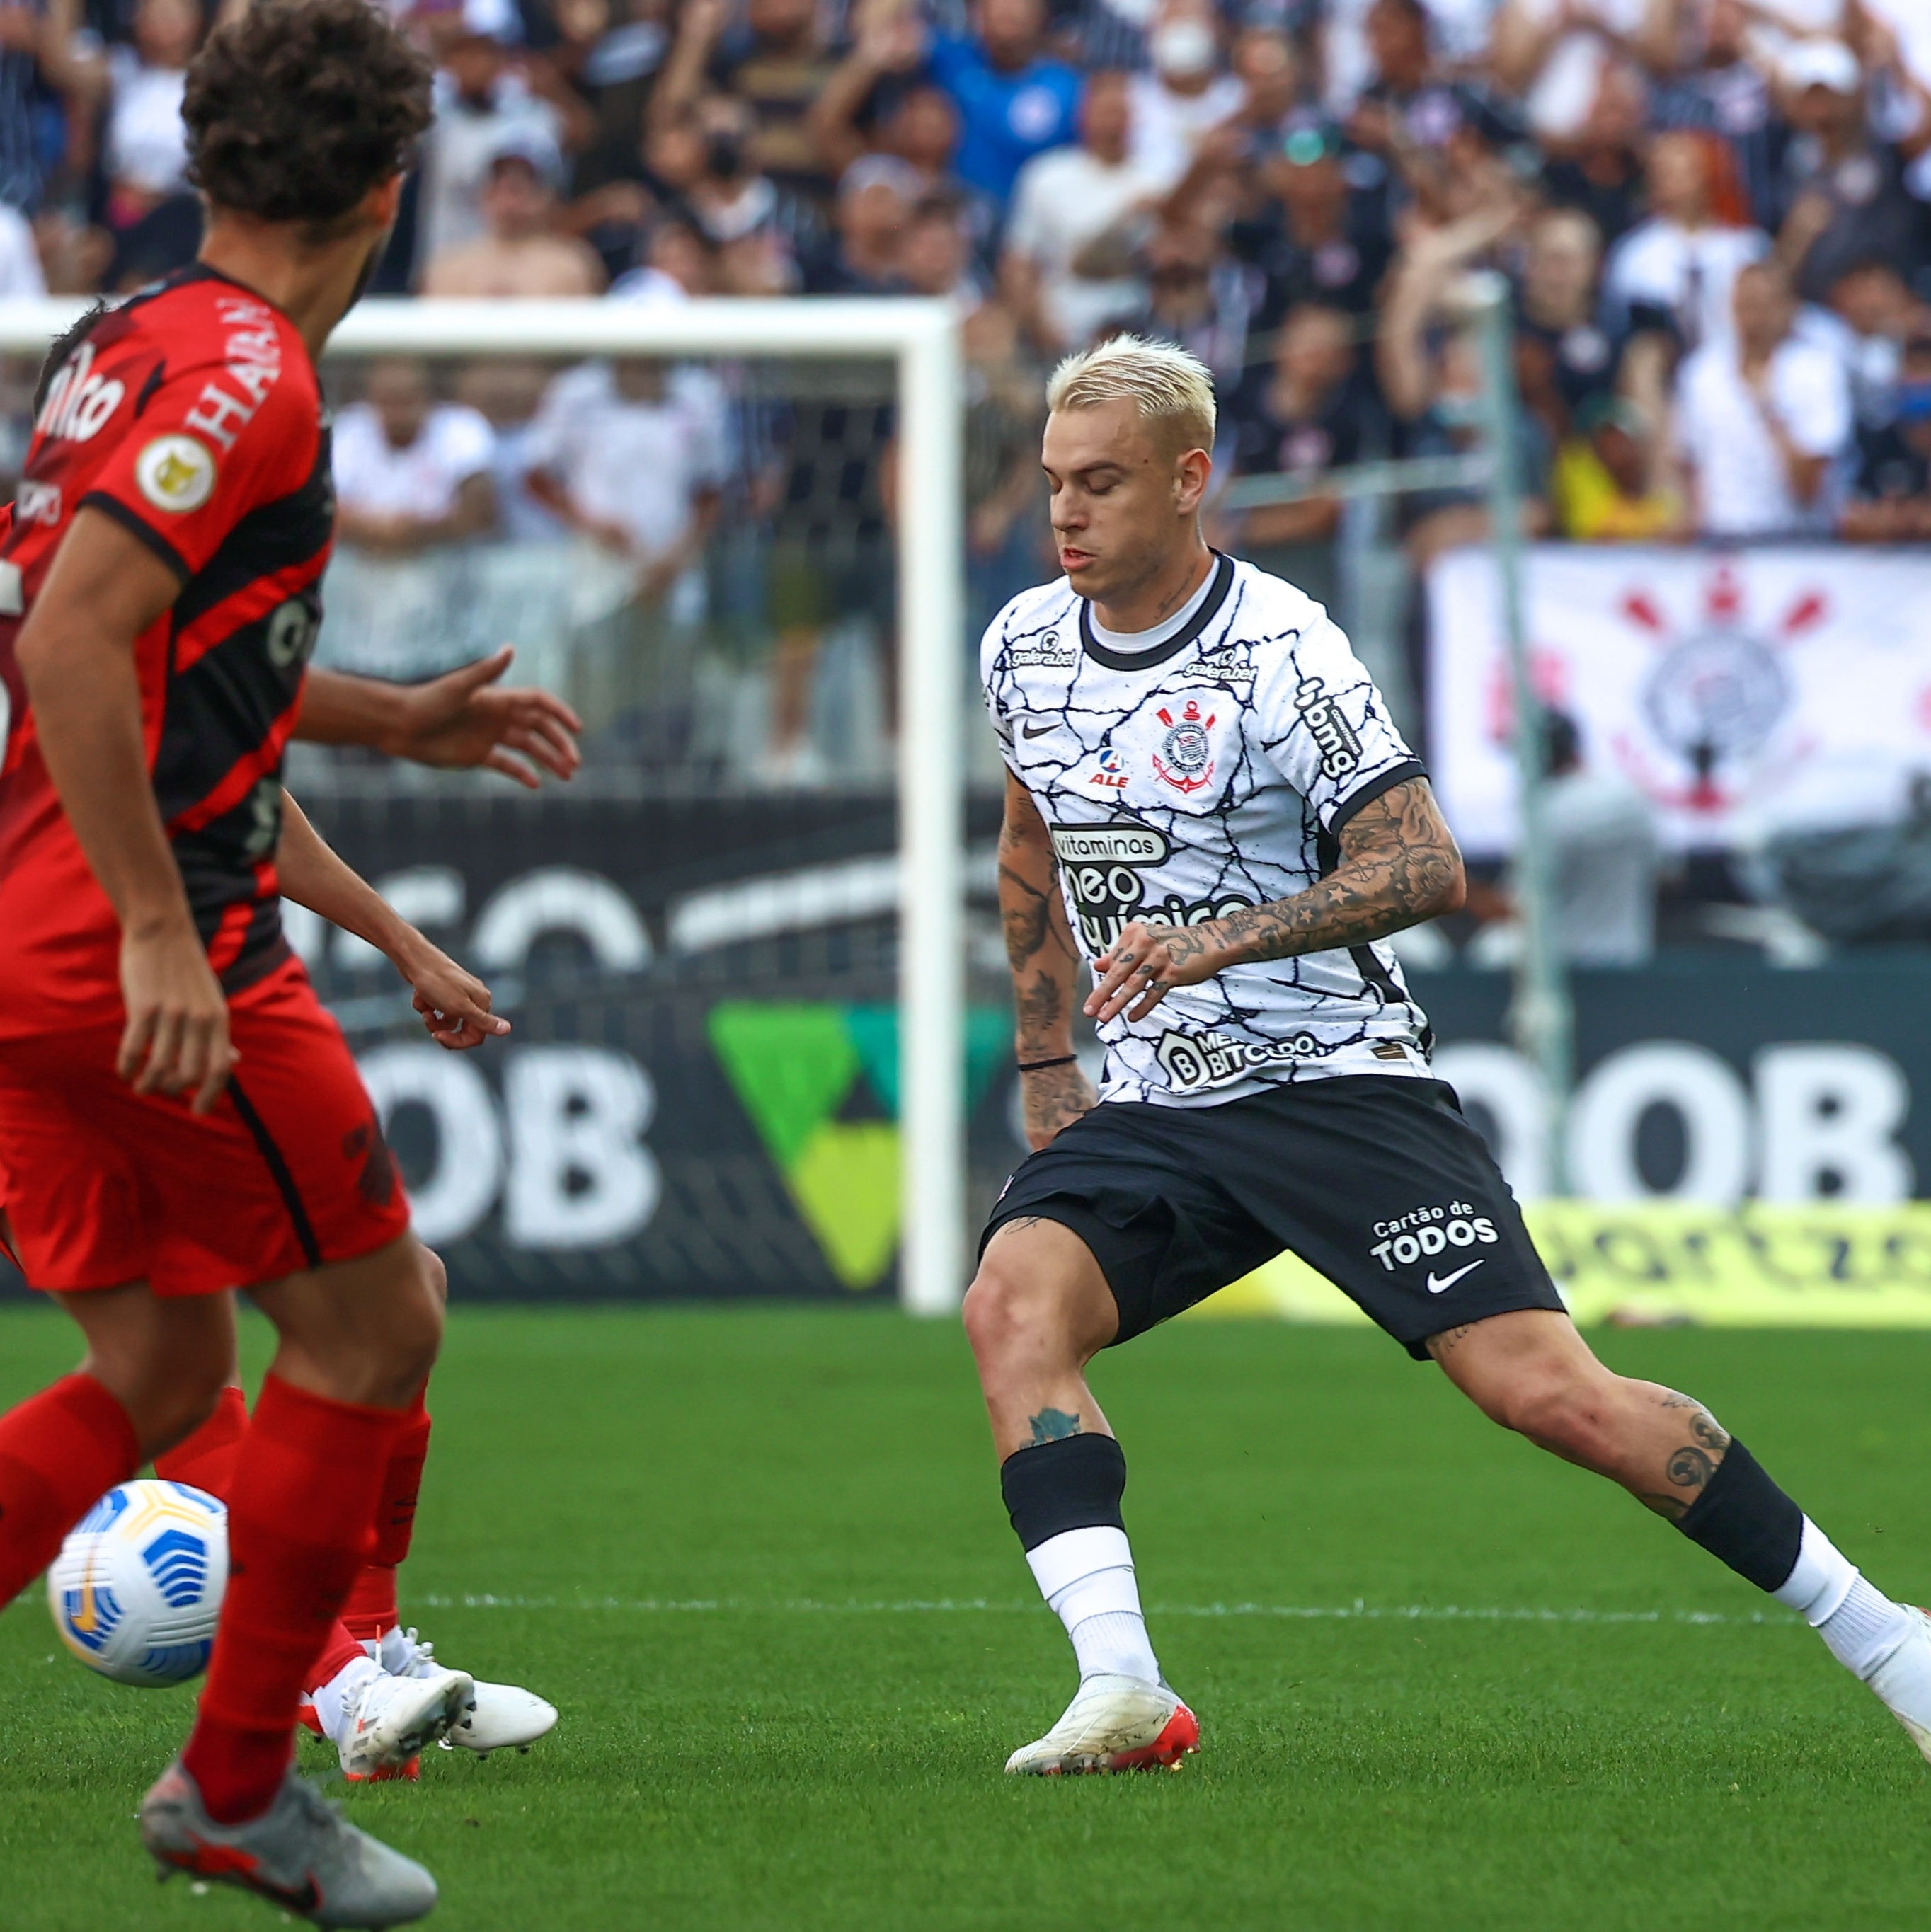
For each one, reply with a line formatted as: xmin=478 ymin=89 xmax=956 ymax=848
xmin=1085 ymin=776 xmax=1465 ymax=1024
xmin=1000 ymin=770 xmax=1098 ymax=1148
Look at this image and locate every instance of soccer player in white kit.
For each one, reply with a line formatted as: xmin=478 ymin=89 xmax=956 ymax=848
xmin=969 ymin=335 xmax=1931 ymax=1776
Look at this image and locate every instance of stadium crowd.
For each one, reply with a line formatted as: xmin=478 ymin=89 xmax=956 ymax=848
xmin=6 ymin=0 xmax=1931 ymax=542
xmin=3 ymin=0 xmax=1930 ymax=799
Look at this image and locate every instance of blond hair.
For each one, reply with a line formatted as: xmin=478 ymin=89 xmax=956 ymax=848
xmin=1046 ymin=335 xmax=1217 ymax=455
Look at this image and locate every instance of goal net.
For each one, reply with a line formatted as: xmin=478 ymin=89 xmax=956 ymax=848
xmin=0 ymin=296 xmax=982 ymax=1316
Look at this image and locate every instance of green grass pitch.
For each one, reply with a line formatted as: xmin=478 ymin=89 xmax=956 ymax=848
xmin=4 ymin=1306 xmax=1931 ymax=1931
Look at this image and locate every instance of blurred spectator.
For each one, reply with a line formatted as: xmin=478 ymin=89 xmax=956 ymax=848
xmin=1538 ymin=57 xmax=1646 ymax=248
xmin=1490 ymin=0 xmax=1670 ymax=146
xmin=1347 ymin=0 xmax=1518 ymax=224
xmin=1645 ymin=0 xmax=1779 ymax=231
xmin=1238 ymin=120 xmax=1392 ymax=339
xmin=919 ymin=0 xmax=1082 ymax=208
xmin=546 ymin=0 xmax=675 ymax=286
xmin=961 ymin=298 xmax=1047 ymax=637
xmin=1801 ymin=256 xmax=1913 ymax=428
xmin=418 ymin=28 xmax=568 ymax=275
xmin=1839 ymin=318 xmax=1931 ymax=541
xmin=1120 ymin=217 xmax=1257 ymax=384
xmin=423 ymin=130 xmax=607 ymax=295
xmin=542 ymin=0 xmax=671 ymax=200
xmin=0 ymin=199 xmax=45 ymax=296
xmin=105 ymin=191 xmax=202 ymax=291
xmin=1542 ymin=708 xmax=1660 ymax=967
xmin=1603 ymin=128 xmax=1768 ymax=348
xmin=1673 ymin=258 xmax=1850 ymax=535
xmin=1227 ymin=29 xmax=1303 ymax=145
xmin=670 ymin=93 xmax=810 ymax=291
xmin=1002 ymin=71 xmax=1162 ymax=355
xmin=803 ymin=154 xmax=919 ymax=294
xmin=452 ymin=355 xmax=571 ymax=541
xmin=1 ymin=0 xmax=103 ymax=219
xmin=102 ymin=0 xmax=199 ymax=231
xmin=1552 ymin=391 xmax=1683 ymax=538
xmin=524 ymin=356 xmax=727 ymax=597
xmin=610 ymin=205 xmax=719 ymax=301
xmin=761 ymin=375 xmax=897 ymax=782
xmin=900 ymin=190 xmax=982 ymax=301
xmin=1772 ymin=38 xmax=1929 ymax=309
xmin=1515 ymin=205 xmax=1619 ymax=439
xmin=333 ymin=359 xmax=500 ymax=557
xmin=1128 ymin=0 xmax=1246 ymax=189
xmin=1220 ymin=301 xmax=1381 ymax=604
xmin=651 ymin=0 xmax=844 ymax=212
xmin=808 ymin=24 xmax=998 ymax=266
xmin=1379 ymin=201 xmax=1553 ymax=567
xmin=1474 ymin=710 xmax=1660 ymax=966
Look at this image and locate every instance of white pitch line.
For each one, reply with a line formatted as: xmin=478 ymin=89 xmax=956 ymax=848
xmin=410 ymin=1593 xmax=1793 ymax=1627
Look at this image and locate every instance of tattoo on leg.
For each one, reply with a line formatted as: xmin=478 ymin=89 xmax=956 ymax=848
xmin=1666 ymin=1445 xmax=1715 ymax=1491
xmin=1640 ymin=1492 xmax=1690 ymax=1522
xmin=1659 ymin=1391 xmax=1731 ymax=1456
xmin=1027 ymin=1407 xmax=1083 ymax=1444
xmin=1427 ymin=1324 xmax=1476 ymax=1360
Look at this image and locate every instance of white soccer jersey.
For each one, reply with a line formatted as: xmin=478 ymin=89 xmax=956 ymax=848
xmin=982 ymin=552 xmax=1434 ymax=1108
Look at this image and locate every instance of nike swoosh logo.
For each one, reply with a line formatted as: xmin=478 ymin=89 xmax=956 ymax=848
xmin=1021 ymin=720 xmax=1057 ymax=738
xmin=1426 ymin=1260 xmax=1486 ymax=1294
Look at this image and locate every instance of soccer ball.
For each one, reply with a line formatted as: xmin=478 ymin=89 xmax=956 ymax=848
xmin=47 ymin=1480 xmax=228 ymax=1687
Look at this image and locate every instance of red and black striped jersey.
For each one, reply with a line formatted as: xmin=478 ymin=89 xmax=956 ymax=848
xmin=0 ymin=266 xmax=332 ymax=1037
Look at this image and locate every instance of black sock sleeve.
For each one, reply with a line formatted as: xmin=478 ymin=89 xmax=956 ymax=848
xmin=1674 ymin=1437 xmax=1804 ymax=1594
xmin=999 ymin=1434 xmax=1127 ymax=1552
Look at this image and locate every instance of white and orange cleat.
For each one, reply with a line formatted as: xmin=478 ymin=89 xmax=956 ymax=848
xmin=1003 ymin=1673 xmax=1200 ymax=1776
xmin=332 ymin=1662 xmax=475 ymax=1783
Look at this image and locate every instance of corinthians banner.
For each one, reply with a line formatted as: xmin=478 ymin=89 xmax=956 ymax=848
xmin=1428 ymin=544 xmax=1931 ymax=854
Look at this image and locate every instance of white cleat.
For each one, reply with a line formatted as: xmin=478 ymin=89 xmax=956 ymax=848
xmin=1867 ymin=1604 xmax=1931 ymax=1764
xmin=1003 ymin=1672 xmax=1201 ymax=1776
xmin=338 ymin=1663 xmax=475 ymax=1783
xmin=444 ymin=1681 xmax=559 ymax=1758
xmin=389 ymin=1629 xmax=558 ymax=1758
xmin=141 ymin=1759 xmax=437 ymax=1927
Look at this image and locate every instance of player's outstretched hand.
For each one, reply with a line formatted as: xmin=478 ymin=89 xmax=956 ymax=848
xmin=397 ymin=936 xmax=510 ymax=1052
xmin=392 ymin=648 xmax=584 ymax=788
xmin=1085 ymin=919 xmax=1228 ymax=1025
xmin=118 ymin=920 xmax=238 ymax=1115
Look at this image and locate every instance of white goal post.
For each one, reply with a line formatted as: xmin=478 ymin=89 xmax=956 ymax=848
xmin=0 ymin=294 xmax=968 ymax=1317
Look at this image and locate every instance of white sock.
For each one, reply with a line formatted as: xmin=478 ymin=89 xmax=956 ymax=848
xmin=1774 ymin=1517 xmax=1912 ymax=1681
xmin=311 ymin=1653 xmax=380 ymax=1746
xmin=1026 ymin=1526 xmax=1162 ymax=1686
xmin=376 ymin=1624 xmax=411 ymax=1673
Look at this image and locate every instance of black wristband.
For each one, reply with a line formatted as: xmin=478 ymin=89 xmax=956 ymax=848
xmin=1016 ymin=1054 xmax=1077 ymax=1074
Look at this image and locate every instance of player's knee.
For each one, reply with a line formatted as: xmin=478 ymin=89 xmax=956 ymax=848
xmin=382 ymin=1258 xmax=445 ymax=1386
xmin=962 ymin=1257 xmax=1061 ymax=1367
xmin=133 ymin=1353 xmax=232 ymax=1460
xmin=962 ymin=1264 xmax=1024 ymax=1362
xmin=421 ymin=1246 xmax=449 ymax=1307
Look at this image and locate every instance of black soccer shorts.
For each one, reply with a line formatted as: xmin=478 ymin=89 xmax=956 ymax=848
xmin=980 ymin=1074 xmax=1566 ymax=1359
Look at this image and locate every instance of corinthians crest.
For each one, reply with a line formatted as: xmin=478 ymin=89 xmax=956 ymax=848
xmin=1624 ymin=563 xmax=1812 ymax=812
xmin=1152 ymin=698 xmax=1215 ymax=794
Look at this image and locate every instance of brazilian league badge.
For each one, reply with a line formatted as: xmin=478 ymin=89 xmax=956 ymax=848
xmin=1153 ymin=699 xmax=1215 ymax=795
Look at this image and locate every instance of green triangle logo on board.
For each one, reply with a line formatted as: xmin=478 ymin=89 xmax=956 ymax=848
xmin=708 ymin=1001 xmax=1008 ymax=1289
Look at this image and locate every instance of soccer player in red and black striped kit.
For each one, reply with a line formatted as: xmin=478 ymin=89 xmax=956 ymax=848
xmin=5 ymin=316 xmax=568 ymax=1791
xmin=0 ymin=2 xmax=512 ymax=1919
